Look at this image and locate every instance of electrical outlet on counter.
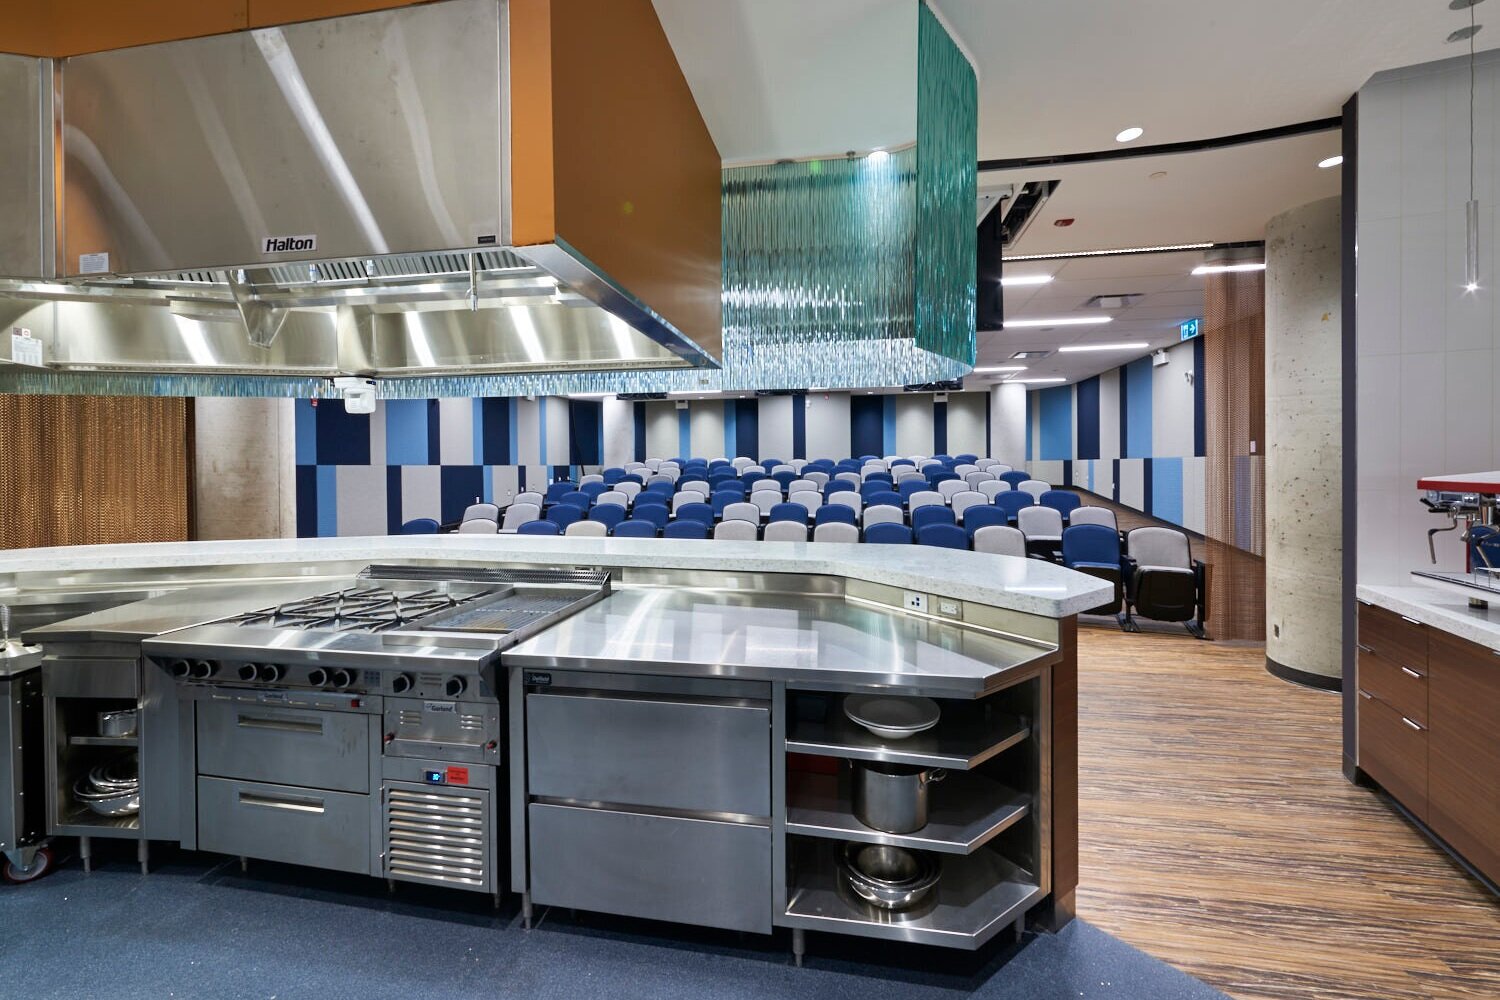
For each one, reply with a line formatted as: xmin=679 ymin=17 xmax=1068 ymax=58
xmin=936 ymin=598 xmax=962 ymax=619
xmin=902 ymin=591 xmax=928 ymax=613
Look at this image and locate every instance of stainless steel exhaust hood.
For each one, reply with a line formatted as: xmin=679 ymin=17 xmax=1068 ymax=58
xmin=2 ymin=0 xmax=722 ymax=383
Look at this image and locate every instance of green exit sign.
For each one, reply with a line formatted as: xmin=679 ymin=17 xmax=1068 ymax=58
xmin=1180 ymin=318 xmax=1201 ymax=341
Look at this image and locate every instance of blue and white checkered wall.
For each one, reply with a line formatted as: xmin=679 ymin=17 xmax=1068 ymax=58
xmin=294 ymin=396 xmax=604 ymax=536
xmin=295 ymin=390 xmax=1002 ymax=536
xmin=1025 ymin=338 xmax=1210 ymax=535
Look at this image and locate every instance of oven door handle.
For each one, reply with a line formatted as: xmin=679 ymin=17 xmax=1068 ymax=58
xmin=236 ymin=714 xmax=323 ymax=735
xmin=238 ymin=791 xmax=325 ymax=814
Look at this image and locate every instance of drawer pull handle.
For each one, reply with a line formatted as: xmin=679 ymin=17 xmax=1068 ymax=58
xmin=1400 ymin=666 xmax=1422 ymax=678
xmin=1401 ymin=717 xmax=1425 ymax=732
xmin=237 ymin=715 xmax=322 ymax=735
xmin=1399 ymin=615 xmax=1423 ymax=627
xmin=239 ymin=791 xmax=325 ymax=814
xmin=1356 ymin=643 xmax=1373 ymax=653
xmin=1359 ymin=690 xmax=1373 ymax=699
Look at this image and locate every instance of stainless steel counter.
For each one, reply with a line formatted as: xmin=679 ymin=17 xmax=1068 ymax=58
xmin=505 ymin=589 xmax=1057 ymax=698
xmin=21 ymin=580 xmax=342 ymax=644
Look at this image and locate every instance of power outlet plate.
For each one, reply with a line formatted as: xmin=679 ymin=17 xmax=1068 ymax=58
xmin=937 ymin=598 xmax=961 ymax=618
xmin=903 ymin=591 xmax=928 ymax=613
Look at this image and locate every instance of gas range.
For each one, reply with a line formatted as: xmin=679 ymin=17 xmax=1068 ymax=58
xmin=143 ymin=565 xmax=611 ymax=699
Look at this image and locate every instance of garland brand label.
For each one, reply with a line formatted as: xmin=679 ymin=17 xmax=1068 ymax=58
xmin=262 ymin=234 xmax=317 ymax=254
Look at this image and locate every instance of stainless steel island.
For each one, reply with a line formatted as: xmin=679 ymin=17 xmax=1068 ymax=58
xmin=2 ymin=537 xmax=1108 ymax=959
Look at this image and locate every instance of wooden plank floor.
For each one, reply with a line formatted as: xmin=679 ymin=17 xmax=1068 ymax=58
xmin=1075 ymin=626 xmax=1500 ymax=1000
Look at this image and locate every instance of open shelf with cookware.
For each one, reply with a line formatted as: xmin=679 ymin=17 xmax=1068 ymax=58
xmin=785 ymin=769 xmax=1029 ymax=854
xmin=48 ymin=697 xmax=142 ymax=838
xmin=779 ymin=677 xmax=1046 ymax=949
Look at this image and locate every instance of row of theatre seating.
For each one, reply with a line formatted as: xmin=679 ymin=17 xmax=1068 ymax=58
xmin=396 ymin=454 xmax=1209 ymax=638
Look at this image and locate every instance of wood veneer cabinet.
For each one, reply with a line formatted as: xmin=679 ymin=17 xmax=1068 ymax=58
xmin=1357 ymin=603 xmax=1500 ymax=886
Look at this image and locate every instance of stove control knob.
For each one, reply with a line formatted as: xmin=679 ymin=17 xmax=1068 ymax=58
xmin=257 ymin=664 xmax=284 ymax=684
xmin=332 ymin=668 xmax=356 ymax=689
xmin=307 ymin=668 xmax=329 ymax=687
xmin=444 ymin=676 xmax=466 ymax=698
xmin=237 ymin=663 xmax=259 ymax=682
xmin=391 ymin=673 xmax=413 ymax=695
xmin=169 ymin=659 xmax=192 ymax=679
xmin=190 ymin=660 xmax=216 ymax=680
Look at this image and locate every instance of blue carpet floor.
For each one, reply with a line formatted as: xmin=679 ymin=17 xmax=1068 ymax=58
xmin=0 ymin=852 xmax=1227 ymax=1000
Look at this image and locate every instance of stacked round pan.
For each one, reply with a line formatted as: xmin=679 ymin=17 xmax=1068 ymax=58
xmin=74 ymin=757 xmax=140 ymax=817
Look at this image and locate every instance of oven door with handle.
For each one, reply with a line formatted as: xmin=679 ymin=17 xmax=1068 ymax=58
xmin=196 ymin=701 xmax=371 ymax=793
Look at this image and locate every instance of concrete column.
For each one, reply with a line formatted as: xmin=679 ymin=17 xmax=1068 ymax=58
xmin=193 ymin=398 xmax=297 ymax=540
xmin=1265 ymin=196 xmax=1342 ymax=685
xmin=989 ymin=382 xmax=1026 ymax=466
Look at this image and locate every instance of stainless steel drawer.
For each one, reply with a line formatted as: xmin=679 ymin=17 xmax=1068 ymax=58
xmin=197 ymin=776 xmax=372 ymax=875
xmin=196 ymin=701 xmax=370 ymax=793
xmin=529 ymin=803 xmax=772 ymax=933
xmin=527 ymin=692 xmax=769 ymax=817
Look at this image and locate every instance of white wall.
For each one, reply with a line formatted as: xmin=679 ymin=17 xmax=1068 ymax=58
xmin=643 ymin=401 xmax=680 ymax=459
xmin=805 ymin=392 xmax=851 ymax=460
xmin=758 ymin=394 xmax=795 ymax=460
xmin=946 ymin=391 xmax=987 ymax=456
xmin=601 ymin=396 xmax=634 ymax=467
xmin=990 ymin=383 xmax=1026 ymax=467
xmin=893 ymin=395 xmax=934 ymax=456
xmin=1152 ymin=340 xmax=1197 ymax=457
xmin=689 ymin=401 xmax=725 ymax=459
xmin=1357 ymin=52 xmax=1500 ymax=584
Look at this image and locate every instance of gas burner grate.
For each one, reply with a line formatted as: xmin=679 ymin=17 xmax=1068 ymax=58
xmin=228 ymin=586 xmax=494 ymax=634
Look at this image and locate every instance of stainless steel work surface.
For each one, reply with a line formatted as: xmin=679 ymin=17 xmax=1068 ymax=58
xmin=506 ymin=590 xmax=1057 ymax=696
xmin=23 ymin=580 xmax=340 ymax=643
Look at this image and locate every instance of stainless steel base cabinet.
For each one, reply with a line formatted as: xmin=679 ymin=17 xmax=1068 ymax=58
xmin=197 ymin=776 xmax=373 ymax=875
xmin=529 ymin=802 xmax=772 ymax=933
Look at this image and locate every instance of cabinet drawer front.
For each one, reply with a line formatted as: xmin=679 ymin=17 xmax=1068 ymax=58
xmin=1358 ymin=689 xmax=1427 ymax=821
xmin=527 ymin=693 xmax=769 ymax=817
xmin=1426 ymin=630 xmax=1500 ymax=884
xmin=197 ymin=777 xmax=372 ymax=875
xmin=529 ymin=803 xmax=772 ymax=933
xmin=1358 ymin=604 xmax=1428 ymax=672
xmin=1357 ymin=647 xmax=1428 ymax=724
xmin=196 ymin=701 xmax=370 ymax=793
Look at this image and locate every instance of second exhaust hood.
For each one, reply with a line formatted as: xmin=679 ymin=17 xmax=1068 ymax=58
xmin=45 ymin=0 xmax=722 ymax=377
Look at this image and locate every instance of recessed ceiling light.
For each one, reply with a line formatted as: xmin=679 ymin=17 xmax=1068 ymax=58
xmin=1009 ymin=377 xmax=1068 ymax=384
xmin=1000 ymin=274 xmax=1054 ymax=287
xmin=808 ymin=386 xmax=829 ymax=391
xmin=973 ymin=365 xmax=1027 ymax=373
xmin=1318 ymin=155 xmax=1344 ymax=169
xmin=1057 ymin=342 xmax=1150 ymax=353
xmin=1007 ymin=242 xmax=1214 ymax=262
xmin=1192 ymin=262 xmax=1267 ymax=275
xmin=1002 ymin=316 xmax=1113 ymax=328
xmin=868 ymin=149 xmax=890 ymax=164
xmin=1115 ymin=127 xmax=1144 ymax=143
xmin=1011 ymin=351 xmax=1052 ymax=360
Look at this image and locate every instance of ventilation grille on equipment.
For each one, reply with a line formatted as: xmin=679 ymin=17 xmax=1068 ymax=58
xmin=385 ymin=785 xmax=488 ymax=889
xmin=140 ymin=250 xmax=535 ymax=288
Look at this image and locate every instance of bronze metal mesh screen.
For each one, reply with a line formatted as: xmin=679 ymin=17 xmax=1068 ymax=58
xmin=0 ymin=395 xmax=192 ymax=550
xmin=1202 ymin=271 xmax=1266 ymax=641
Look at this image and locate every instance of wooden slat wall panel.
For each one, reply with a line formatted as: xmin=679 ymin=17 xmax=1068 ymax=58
xmin=0 ymin=395 xmax=192 ymax=549
xmin=1202 ymin=270 xmax=1266 ymax=640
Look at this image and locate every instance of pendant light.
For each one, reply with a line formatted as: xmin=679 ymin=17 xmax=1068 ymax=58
xmin=1452 ymin=0 xmax=1485 ymax=291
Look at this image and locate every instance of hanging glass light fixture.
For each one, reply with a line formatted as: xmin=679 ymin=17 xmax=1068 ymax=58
xmin=1453 ymin=0 xmax=1485 ymax=291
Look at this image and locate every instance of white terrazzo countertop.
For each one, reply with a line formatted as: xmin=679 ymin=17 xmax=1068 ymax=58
xmin=0 ymin=536 xmax=1112 ymax=619
xmin=1357 ymin=582 xmax=1500 ymax=651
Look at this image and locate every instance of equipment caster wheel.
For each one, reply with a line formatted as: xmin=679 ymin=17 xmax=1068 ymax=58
xmin=2 ymin=846 xmax=55 ymax=883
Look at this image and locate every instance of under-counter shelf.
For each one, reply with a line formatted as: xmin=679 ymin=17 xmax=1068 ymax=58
xmin=53 ymin=804 xmax=141 ymax=838
xmin=786 ymin=706 xmax=1029 ymax=770
xmin=68 ymin=735 xmax=138 ymax=748
xmin=781 ymin=838 xmax=1043 ymax=949
xmin=786 ymin=770 xmax=1029 ymax=855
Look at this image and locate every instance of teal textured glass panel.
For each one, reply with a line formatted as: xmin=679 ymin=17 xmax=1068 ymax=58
xmin=915 ymin=0 xmax=977 ymax=366
xmin=720 ymin=148 xmax=966 ymax=389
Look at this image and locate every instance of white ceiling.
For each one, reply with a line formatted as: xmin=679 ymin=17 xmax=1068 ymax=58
xmin=653 ymin=0 xmax=1494 ymax=384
